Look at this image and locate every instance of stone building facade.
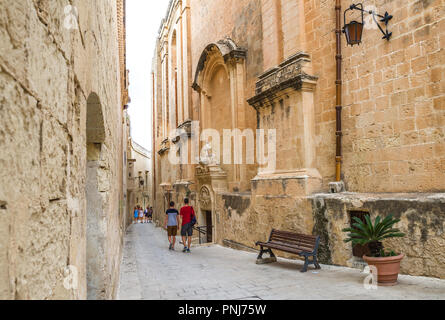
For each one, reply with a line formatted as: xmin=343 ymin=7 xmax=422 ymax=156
xmin=151 ymin=0 xmax=445 ymax=279
xmin=0 ymin=0 xmax=130 ymax=299
xmin=126 ymin=116 xmax=153 ymax=220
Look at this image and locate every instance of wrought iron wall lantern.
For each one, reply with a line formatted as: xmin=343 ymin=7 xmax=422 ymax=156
xmin=343 ymin=3 xmax=393 ymax=46
xmin=137 ymin=171 xmax=145 ymax=188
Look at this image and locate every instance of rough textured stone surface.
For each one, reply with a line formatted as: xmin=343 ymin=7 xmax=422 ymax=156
xmin=151 ymin=0 xmax=445 ymax=280
xmin=310 ymin=193 xmax=445 ymax=279
xmin=0 ymin=0 xmax=127 ymax=300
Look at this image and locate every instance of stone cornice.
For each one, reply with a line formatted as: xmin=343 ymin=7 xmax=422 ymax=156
xmin=247 ymin=52 xmax=318 ymax=109
xmin=130 ymin=139 xmax=151 ymax=159
xmin=192 ymin=38 xmax=247 ymax=92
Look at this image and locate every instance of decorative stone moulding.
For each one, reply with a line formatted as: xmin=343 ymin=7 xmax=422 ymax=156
xmin=199 ymin=185 xmax=212 ymax=210
xmin=173 ymin=180 xmax=194 ymax=188
xmin=158 ymin=138 xmax=171 ymax=155
xmin=196 ymin=164 xmax=210 ymax=177
xmin=247 ymin=52 xmax=318 ymax=109
xmin=192 ymin=38 xmax=247 ymax=92
xmin=196 ymin=163 xmax=227 ymax=179
xmin=160 ymin=182 xmax=173 ymax=194
xmin=172 ymin=120 xmax=193 ymax=144
xmin=248 ymin=52 xmax=322 ymax=195
xmin=178 ymin=120 xmax=192 ymax=136
xmin=196 ymin=163 xmax=228 ymax=193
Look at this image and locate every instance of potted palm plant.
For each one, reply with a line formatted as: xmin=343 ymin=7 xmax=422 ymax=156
xmin=343 ymin=214 xmax=406 ymax=286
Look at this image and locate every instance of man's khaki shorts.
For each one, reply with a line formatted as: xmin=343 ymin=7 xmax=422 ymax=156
xmin=167 ymin=226 xmax=178 ymax=237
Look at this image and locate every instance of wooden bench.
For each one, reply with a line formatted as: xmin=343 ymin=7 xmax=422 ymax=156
xmin=255 ymin=229 xmax=321 ymax=273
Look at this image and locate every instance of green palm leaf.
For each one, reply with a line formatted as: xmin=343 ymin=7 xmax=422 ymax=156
xmin=343 ymin=214 xmax=405 ymax=252
xmin=364 ymin=215 xmax=374 ymax=236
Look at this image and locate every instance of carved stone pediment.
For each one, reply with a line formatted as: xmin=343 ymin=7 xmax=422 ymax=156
xmin=192 ymin=38 xmax=247 ymax=92
xmin=247 ymin=52 xmax=318 ymax=109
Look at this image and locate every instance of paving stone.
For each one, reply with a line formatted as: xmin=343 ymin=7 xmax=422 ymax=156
xmin=118 ymin=224 xmax=445 ymax=300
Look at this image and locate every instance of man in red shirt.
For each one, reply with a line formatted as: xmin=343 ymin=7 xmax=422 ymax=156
xmin=180 ymin=198 xmax=196 ymax=253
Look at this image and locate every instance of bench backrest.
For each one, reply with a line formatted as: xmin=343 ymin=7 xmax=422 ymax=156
xmin=269 ymin=229 xmax=319 ymax=253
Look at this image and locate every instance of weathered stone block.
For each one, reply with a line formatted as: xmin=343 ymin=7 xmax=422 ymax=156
xmin=41 ymin=117 xmax=68 ymax=201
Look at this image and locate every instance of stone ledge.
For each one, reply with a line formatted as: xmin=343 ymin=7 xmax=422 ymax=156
xmin=309 ymin=192 xmax=445 ymax=203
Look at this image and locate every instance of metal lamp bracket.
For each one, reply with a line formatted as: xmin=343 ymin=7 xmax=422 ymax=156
xmin=346 ymin=3 xmax=393 ymax=41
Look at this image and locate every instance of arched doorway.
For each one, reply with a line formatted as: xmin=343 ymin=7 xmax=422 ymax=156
xmin=85 ymin=93 xmax=106 ymax=300
xmin=206 ymin=64 xmax=233 ymax=182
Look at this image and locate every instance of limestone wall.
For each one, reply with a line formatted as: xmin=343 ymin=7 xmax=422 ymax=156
xmin=213 ymin=180 xmax=316 ymax=261
xmin=127 ymin=139 xmax=152 ymax=221
xmin=191 ymin=0 xmax=264 ymax=96
xmin=310 ymin=193 xmax=445 ymax=279
xmin=151 ymin=0 xmax=445 ymax=280
xmin=0 ymin=0 xmax=126 ymax=299
xmin=213 ymin=188 xmax=445 ymax=279
xmin=307 ymin=0 xmax=445 ymax=192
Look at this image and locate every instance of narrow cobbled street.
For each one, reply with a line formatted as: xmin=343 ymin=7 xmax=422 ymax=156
xmin=118 ymin=223 xmax=445 ymax=300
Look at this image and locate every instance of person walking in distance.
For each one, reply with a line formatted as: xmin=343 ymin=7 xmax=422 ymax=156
xmin=144 ymin=206 xmax=149 ymax=224
xmin=133 ymin=206 xmax=139 ymax=224
xmin=164 ymin=201 xmax=179 ymax=251
xmin=180 ymin=198 xmax=196 ymax=253
xmin=148 ymin=207 xmax=153 ymax=223
xmin=138 ymin=205 xmax=144 ymax=223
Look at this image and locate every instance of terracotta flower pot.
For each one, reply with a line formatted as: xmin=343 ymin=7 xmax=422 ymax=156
xmin=363 ymin=254 xmax=405 ymax=286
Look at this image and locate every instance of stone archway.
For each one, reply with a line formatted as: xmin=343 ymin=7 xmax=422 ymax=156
xmin=192 ymin=38 xmax=253 ymax=192
xmin=85 ymin=93 xmax=107 ymax=300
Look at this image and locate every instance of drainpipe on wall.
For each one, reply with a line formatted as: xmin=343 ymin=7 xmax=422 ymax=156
xmin=335 ymin=0 xmax=342 ymax=182
xmin=329 ymin=0 xmax=346 ymax=194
